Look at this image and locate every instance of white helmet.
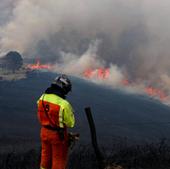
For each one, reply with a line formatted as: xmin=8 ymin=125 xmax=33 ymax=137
xmin=52 ymin=74 xmax=72 ymax=94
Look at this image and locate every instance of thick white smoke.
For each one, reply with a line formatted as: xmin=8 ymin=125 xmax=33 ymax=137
xmin=1 ymin=0 xmax=170 ymax=103
xmin=53 ymin=40 xmax=104 ymax=74
xmin=53 ymin=40 xmax=125 ymax=88
xmin=0 ymin=0 xmax=144 ymax=54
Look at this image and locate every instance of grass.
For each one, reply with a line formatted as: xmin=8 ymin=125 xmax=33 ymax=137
xmin=1 ymin=138 xmax=170 ymax=169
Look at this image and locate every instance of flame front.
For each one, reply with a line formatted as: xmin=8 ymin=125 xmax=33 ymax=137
xmin=145 ymin=87 xmax=167 ymax=100
xmin=83 ymin=68 xmax=110 ymax=79
xmin=27 ymin=59 xmax=52 ymax=70
xmin=83 ymin=67 xmax=168 ymax=101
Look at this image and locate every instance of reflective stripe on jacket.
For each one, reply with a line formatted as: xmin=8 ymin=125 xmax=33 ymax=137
xmin=37 ymin=94 xmax=75 ymax=128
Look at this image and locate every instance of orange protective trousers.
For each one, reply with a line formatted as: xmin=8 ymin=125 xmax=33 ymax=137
xmin=40 ymin=127 xmax=68 ymax=169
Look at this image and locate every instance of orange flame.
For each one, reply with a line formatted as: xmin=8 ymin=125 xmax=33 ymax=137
xmin=83 ymin=68 xmax=110 ymax=79
xmin=27 ymin=59 xmax=52 ymax=70
xmin=83 ymin=67 xmax=167 ymax=101
xmin=122 ymin=79 xmax=129 ymax=86
xmin=145 ymin=86 xmax=167 ymax=100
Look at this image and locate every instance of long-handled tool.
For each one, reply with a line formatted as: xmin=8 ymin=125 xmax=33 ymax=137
xmin=85 ymin=107 xmax=105 ymax=169
xmin=85 ymin=107 xmax=124 ymax=169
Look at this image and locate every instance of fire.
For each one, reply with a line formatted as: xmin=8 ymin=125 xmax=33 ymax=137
xmin=27 ymin=59 xmax=52 ymax=70
xmin=145 ymin=86 xmax=167 ymax=100
xmin=122 ymin=79 xmax=129 ymax=86
xmin=83 ymin=67 xmax=168 ymax=101
xmin=83 ymin=68 xmax=93 ymax=78
xmin=83 ymin=68 xmax=110 ymax=79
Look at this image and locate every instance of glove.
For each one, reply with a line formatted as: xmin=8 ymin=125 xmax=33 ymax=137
xmin=68 ymin=132 xmax=80 ymax=149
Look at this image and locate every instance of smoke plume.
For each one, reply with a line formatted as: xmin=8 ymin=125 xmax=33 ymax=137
xmin=53 ymin=40 xmax=104 ymax=75
xmin=1 ymin=0 xmax=170 ymax=102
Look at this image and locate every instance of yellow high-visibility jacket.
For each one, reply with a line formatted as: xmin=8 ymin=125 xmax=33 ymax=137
xmin=37 ymin=94 xmax=75 ymax=128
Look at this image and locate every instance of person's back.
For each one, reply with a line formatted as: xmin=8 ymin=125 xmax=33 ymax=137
xmin=37 ymin=74 xmax=75 ymax=169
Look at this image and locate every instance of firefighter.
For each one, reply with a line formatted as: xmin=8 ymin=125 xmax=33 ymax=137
xmin=37 ymin=74 xmax=75 ymax=169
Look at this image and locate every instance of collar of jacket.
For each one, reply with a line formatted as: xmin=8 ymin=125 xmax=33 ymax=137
xmin=45 ymin=84 xmax=66 ymax=99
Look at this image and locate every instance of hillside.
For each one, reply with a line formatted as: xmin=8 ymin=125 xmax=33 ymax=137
xmin=1 ymin=72 xmax=170 ymax=168
xmin=0 ymin=72 xmax=170 ymax=145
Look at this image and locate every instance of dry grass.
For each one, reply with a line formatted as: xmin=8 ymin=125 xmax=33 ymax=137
xmin=1 ymin=138 xmax=170 ymax=169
